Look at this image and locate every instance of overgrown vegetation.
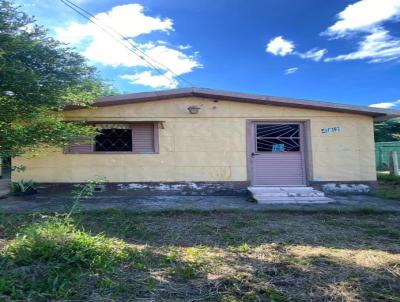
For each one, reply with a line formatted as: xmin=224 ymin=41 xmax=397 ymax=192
xmin=375 ymin=173 xmax=400 ymax=200
xmin=10 ymin=180 xmax=37 ymax=195
xmin=374 ymin=118 xmax=400 ymax=142
xmin=1 ymin=210 xmax=399 ymax=301
xmin=0 ymin=1 xmax=115 ymax=160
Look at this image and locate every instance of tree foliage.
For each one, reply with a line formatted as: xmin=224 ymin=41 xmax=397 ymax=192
xmin=374 ymin=119 xmax=400 ymax=142
xmin=0 ymin=1 xmax=115 ymax=158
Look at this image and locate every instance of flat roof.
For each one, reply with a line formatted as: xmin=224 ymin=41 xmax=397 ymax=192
xmin=65 ymin=87 xmax=400 ymax=120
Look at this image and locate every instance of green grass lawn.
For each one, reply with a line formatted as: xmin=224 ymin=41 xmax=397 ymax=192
xmin=0 ymin=210 xmax=400 ymax=301
xmin=375 ymin=173 xmax=400 ymax=200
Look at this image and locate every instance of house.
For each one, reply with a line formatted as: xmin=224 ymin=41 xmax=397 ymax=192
xmin=12 ymin=88 xmax=400 ymax=202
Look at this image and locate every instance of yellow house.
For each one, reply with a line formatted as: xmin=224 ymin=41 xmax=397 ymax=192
xmin=12 ymin=88 xmax=400 ymax=202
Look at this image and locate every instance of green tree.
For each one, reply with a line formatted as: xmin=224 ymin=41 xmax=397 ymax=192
xmin=0 ymin=1 xmax=115 ymax=159
xmin=374 ymin=119 xmax=400 ymax=142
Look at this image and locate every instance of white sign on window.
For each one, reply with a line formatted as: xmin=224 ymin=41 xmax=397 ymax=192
xmin=321 ymin=127 xmax=340 ymax=134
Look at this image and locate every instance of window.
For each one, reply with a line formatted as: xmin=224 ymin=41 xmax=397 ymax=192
xmin=95 ymin=128 xmax=133 ymax=152
xmin=65 ymin=123 xmax=158 ymax=154
xmin=256 ymin=124 xmax=300 ymax=152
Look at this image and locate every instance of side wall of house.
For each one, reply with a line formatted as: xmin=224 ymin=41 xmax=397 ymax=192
xmin=12 ymin=97 xmax=376 ymax=183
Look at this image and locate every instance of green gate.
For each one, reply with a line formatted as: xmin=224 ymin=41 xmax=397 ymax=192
xmin=375 ymin=142 xmax=400 ymax=171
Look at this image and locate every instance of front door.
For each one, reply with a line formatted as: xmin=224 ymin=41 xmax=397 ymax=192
xmin=250 ymin=122 xmax=306 ymax=186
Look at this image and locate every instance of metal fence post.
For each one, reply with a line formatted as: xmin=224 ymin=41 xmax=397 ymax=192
xmin=389 ymin=151 xmax=399 ymax=176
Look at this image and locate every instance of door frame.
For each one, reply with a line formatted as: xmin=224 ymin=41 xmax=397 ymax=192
xmin=246 ymin=119 xmax=312 ymax=186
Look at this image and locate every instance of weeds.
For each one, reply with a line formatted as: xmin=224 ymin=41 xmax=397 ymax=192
xmin=377 ymin=173 xmax=400 ymax=184
xmin=228 ymin=242 xmax=251 ymax=253
xmin=10 ymin=180 xmax=37 ymax=195
xmin=375 ymin=173 xmax=400 ymax=200
xmin=67 ymin=176 xmax=106 ymax=218
xmin=1 ymin=210 xmax=400 ymax=301
xmin=0 ymin=217 xmax=127 ymax=300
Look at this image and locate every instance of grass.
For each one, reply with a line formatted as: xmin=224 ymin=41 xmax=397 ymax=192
xmin=0 ymin=210 xmax=400 ymax=301
xmin=375 ymin=173 xmax=400 ymax=200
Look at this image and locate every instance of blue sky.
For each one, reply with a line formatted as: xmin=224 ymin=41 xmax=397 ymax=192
xmin=16 ymin=0 xmax=400 ymax=108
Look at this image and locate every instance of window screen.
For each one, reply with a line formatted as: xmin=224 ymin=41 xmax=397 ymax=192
xmin=256 ymin=124 xmax=300 ymax=152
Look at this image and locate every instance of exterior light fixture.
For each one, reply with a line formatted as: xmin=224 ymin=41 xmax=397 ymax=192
xmin=188 ymin=105 xmax=200 ymax=114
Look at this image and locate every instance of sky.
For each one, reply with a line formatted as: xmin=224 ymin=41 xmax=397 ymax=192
xmin=15 ymin=0 xmax=400 ymax=108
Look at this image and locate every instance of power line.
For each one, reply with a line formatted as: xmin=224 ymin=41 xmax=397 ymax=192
xmin=61 ymin=0 xmax=194 ymax=87
xmin=58 ymin=0 xmax=170 ymax=86
xmin=58 ymin=0 xmax=194 ymax=88
xmin=58 ymin=0 xmax=179 ymax=87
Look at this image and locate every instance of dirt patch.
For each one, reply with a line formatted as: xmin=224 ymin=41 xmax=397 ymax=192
xmin=1 ymin=210 xmax=400 ymax=301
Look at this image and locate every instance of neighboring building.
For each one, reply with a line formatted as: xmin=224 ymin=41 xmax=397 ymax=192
xmin=12 ymin=88 xmax=400 ymax=199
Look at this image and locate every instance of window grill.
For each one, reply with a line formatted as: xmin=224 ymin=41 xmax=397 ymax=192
xmin=256 ymin=124 xmax=300 ymax=152
xmin=65 ymin=123 xmax=157 ymax=154
xmin=95 ymin=128 xmax=133 ymax=152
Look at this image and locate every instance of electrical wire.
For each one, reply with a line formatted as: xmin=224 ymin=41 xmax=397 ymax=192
xmin=59 ymin=0 xmax=195 ymax=88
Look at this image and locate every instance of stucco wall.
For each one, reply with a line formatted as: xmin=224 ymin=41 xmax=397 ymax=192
xmin=12 ymin=97 xmax=377 ymax=183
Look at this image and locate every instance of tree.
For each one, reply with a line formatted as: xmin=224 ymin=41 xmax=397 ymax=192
xmin=0 ymin=1 xmax=115 ymax=160
xmin=374 ymin=119 xmax=400 ymax=142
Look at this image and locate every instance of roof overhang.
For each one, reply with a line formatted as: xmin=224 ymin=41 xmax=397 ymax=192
xmin=65 ymin=87 xmax=400 ymax=121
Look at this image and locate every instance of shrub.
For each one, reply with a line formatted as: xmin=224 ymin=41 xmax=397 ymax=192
xmin=377 ymin=173 xmax=400 ymax=185
xmin=2 ymin=217 xmax=126 ymax=268
xmin=0 ymin=217 xmax=128 ymax=300
xmin=10 ymin=180 xmax=37 ymax=195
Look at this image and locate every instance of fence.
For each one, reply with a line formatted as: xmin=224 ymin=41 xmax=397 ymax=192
xmin=375 ymin=142 xmax=400 ymax=171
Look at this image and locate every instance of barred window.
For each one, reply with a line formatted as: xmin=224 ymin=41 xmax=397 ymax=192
xmin=64 ymin=123 xmax=157 ymax=154
xmin=95 ymin=128 xmax=133 ymax=152
xmin=256 ymin=124 xmax=301 ymax=152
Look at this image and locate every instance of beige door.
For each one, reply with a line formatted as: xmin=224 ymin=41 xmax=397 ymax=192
xmin=250 ymin=122 xmax=306 ymax=186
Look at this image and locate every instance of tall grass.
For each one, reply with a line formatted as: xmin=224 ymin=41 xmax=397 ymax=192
xmin=3 ymin=217 xmax=126 ymax=268
xmin=376 ymin=173 xmax=400 ymax=200
xmin=0 ymin=217 xmax=128 ymax=300
xmin=0 ymin=178 xmax=127 ymax=300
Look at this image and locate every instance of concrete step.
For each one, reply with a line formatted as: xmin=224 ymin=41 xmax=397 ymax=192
xmin=256 ymin=197 xmax=334 ymax=204
xmin=252 ymin=191 xmax=325 ymax=197
xmin=249 ymin=186 xmax=314 ymax=192
xmin=248 ymin=186 xmax=334 ymax=204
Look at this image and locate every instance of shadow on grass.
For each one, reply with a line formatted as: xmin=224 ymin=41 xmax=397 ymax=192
xmin=0 ymin=210 xmax=400 ymax=301
xmin=0 ymin=216 xmax=217 ymax=301
xmin=73 ymin=209 xmax=400 ymax=252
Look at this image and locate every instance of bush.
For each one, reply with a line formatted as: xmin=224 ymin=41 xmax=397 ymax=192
xmin=3 ymin=217 xmax=126 ymax=268
xmin=377 ymin=173 xmax=400 ymax=185
xmin=10 ymin=180 xmax=37 ymax=195
xmin=0 ymin=217 xmax=128 ymax=300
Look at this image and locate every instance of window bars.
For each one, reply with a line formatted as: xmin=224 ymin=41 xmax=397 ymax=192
xmin=256 ymin=124 xmax=301 ymax=152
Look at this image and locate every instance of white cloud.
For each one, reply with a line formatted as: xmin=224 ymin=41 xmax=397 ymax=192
xmin=266 ymin=36 xmax=327 ymax=62
xmin=267 ymin=1 xmax=400 ymax=65
xmin=322 ymin=1 xmax=400 ymax=64
xmin=121 ymin=71 xmax=178 ymax=89
xmin=144 ymin=45 xmax=200 ymax=74
xmin=325 ymin=29 xmax=400 ymax=63
xmin=54 ymin=3 xmax=201 ymax=88
xmin=266 ymin=36 xmax=294 ymax=56
xmin=297 ymin=48 xmax=327 ymax=61
xmin=285 ymin=67 xmax=299 ymax=75
xmin=55 ymin=4 xmax=173 ymax=46
xmin=178 ymin=44 xmax=192 ymax=50
xmin=324 ymin=0 xmax=400 ymax=37
xmin=369 ymin=100 xmax=400 ymax=109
